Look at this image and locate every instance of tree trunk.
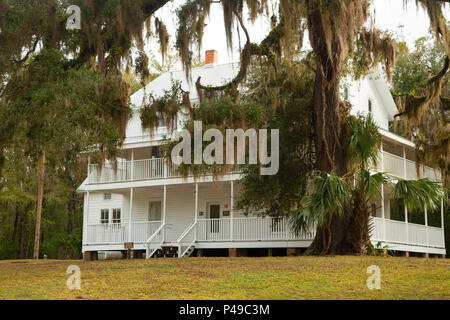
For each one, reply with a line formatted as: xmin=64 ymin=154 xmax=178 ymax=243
xmin=13 ymin=204 xmax=20 ymax=242
xmin=19 ymin=211 xmax=26 ymax=259
xmin=306 ymin=1 xmax=350 ymax=255
xmin=67 ymin=193 xmax=75 ymax=235
xmin=345 ymin=195 xmax=372 ymax=254
xmin=33 ymin=149 xmax=45 ymax=259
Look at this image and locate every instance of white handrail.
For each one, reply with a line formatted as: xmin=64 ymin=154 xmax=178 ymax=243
xmin=176 ymin=222 xmax=197 ymax=243
xmin=145 ymin=223 xmax=166 ymax=259
xmin=177 ymin=222 xmax=197 ymax=258
xmin=146 ymin=223 xmax=166 ymax=245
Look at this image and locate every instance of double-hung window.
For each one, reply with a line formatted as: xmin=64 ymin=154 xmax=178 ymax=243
xmin=112 ymin=209 xmax=121 ymax=224
xmin=100 ymin=209 xmax=109 ymax=224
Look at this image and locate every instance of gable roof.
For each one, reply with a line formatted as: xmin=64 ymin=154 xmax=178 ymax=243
xmin=369 ymin=70 xmax=398 ymax=119
xmin=130 ymin=63 xmax=240 ymax=108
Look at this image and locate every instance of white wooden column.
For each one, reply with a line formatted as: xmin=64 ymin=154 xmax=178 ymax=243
xmin=130 ymin=149 xmax=134 ymax=181
xmin=403 ymin=146 xmax=407 ymax=179
xmin=163 ymin=185 xmax=167 ymax=242
xmin=230 ymin=181 xmax=234 ymax=241
xmin=405 ymin=204 xmax=409 ymax=243
xmin=380 ymin=143 xmax=386 ymax=241
xmin=441 ymin=198 xmax=444 ymax=230
xmin=128 ymin=187 xmax=134 ymax=242
xmin=82 ymin=191 xmax=90 ymax=246
xmin=403 ymin=146 xmax=409 ymax=243
xmin=194 ymin=183 xmax=198 ymax=221
xmin=424 ymin=204 xmax=429 ymax=247
xmin=194 ymin=183 xmax=198 ymax=241
xmin=381 ymin=184 xmax=386 ymax=240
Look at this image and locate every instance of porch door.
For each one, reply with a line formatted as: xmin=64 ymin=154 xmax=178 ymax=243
xmin=209 ymin=204 xmax=221 ymax=233
xmin=148 ymin=201 xmax=162 ymax=238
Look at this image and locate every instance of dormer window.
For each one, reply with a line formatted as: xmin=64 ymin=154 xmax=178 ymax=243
xmin=368 ymin=99 xmax=373 ymax=113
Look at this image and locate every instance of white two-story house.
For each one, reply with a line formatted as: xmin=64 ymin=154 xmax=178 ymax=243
xmin=78 ymin=51 xmax=446 ymax=260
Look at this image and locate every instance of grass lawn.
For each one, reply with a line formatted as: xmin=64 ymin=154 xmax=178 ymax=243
xmin=0 ymin=256 xmax=448 ymax=300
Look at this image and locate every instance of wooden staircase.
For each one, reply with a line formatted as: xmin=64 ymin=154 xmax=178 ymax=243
xmin=160 ymin=245 xmax=178 ymax=258
xmin=182 ymin=245 xmax=195 ymax=258
xmin=147 ymin=244 xmax=195 ymax=258
xmin=146 ymin=222 xmax=197 ymax=259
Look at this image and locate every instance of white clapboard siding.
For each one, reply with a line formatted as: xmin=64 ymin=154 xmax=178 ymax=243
xmin=165 ymin=185 xmax=196 ymax=242
xmin=87 ymin=192 xmax=124 ymax=225
xmin=129 ymin=187 xmax=164 ymax=222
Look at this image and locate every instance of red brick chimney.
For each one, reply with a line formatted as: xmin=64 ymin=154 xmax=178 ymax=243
xmin=205 ymin=50 xmax=218 ymax=65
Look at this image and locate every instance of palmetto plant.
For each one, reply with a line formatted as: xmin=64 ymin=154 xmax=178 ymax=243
xmin=393 ymin=179 xmax=443 ymax=212
xmin=290 ymin=171 xmax=350 ymax=248
xmin=291 ymin=115 xmax=443 ymax=255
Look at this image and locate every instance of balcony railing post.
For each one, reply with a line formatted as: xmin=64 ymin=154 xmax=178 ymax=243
xmin=164 ymin=159 xmax=168 ymax=178
xmin=424 ymin=204 xmax=429 ymax=248
xmin=230 ymin=181 xmax=234 ymax=241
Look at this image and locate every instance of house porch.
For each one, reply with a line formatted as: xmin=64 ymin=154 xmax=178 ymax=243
xmin=82 ymin=180 xmax=445 ymax=257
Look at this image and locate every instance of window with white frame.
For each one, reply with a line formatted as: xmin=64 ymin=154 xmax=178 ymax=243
xmin=104 ymin=193 xmax=112 ymax=200
xmin=112 ymin=209 xmax=121 ymax=224
xmin=148 ymin=201 xmax=162 ymax=221
xmin=100 ymin=209 xmax=109 ymax=224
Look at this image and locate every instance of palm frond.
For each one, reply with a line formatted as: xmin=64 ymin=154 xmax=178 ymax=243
xmin=357 ymin=169 xmax=390 ymax=201
xmin=290 ymin=171 xmax=350 ymax=234
xmin=347 ymin=114 xmax=382 ymax=169
xmin=393 ymin=178 xmax=444 ymax=212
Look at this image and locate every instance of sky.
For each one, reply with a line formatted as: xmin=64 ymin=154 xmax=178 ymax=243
xmin=149 ymin=0 xmax=450 ymax=66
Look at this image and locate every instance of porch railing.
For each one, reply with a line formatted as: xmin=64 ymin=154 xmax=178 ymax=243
xmin=380 ymin=151 xmax=441 ymax=180
xmin=89 ymin=152 xmax=441 ymax=185
xmin=370 ymin=217 xmax=444 ymax=248
xmin=83 ymin=217 xmax=444 ymax=250
xmin=88 ymin=158 xmax=242 ymax=184
xmin=84 ymin=221 xmax=162 ymax=245
xmin=196 ymin=217 xmax=315 ymax=242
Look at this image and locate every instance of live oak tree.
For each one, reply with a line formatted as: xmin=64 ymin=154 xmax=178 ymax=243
xmin=167 ymin=0 xmax=448 ymax=254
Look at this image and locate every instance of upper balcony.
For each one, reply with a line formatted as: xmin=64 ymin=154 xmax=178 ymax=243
xmin=88 ymin=158 xmax=179 ymax=184
xmin=86 ymin=131 xmax=442 ymax=186
xmin=375 ymin=130 xmax=442 ymax=181
xmin=87 ymin=157 xmax=242 ymax=185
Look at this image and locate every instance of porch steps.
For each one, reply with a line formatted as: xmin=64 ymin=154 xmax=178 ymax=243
xmin=160 ymin=245 xmax=179 ymax=258
xmin=180 ymin=245 xmax=195 ymax=258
